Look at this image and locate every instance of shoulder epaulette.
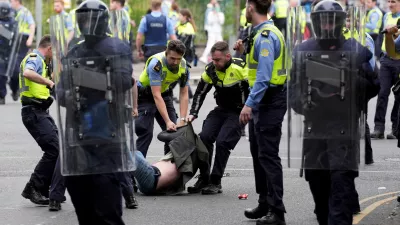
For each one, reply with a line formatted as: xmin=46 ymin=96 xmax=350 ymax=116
xmin=261 ymin=29 xmax=270 ymax=37
xmin=232 ymin=58 xmax=246 ymax=68
xmin=153 ymin=60 xmax=162 ymax=72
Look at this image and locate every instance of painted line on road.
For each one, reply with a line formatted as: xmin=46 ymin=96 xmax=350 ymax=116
xmin=353 ymin=196 xmax=398 ymax=224
xmin=359 ymin=191 xmax=400 ymax=204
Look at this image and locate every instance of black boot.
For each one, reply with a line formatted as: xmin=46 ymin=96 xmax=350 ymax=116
xmin=187 ymin=177 xmax=209 ymax=194
xmin=124 ymin=195 xmax=138 ymax=209
xmin=0 ymin=97 xmax=5 ymax=105
xmin=371 ymin=130 xmax=384 ymax=139
xmin=21 ymin=182 xmax=49 ymax=205
xmin=11 ymin=92 xmax=18 ymax=101
xmin=256 ymin=209 xmax=286 ymax=225
xmin=244 ymin=204 xmax=269 ymax=219
xmin=387 ymin=132 xmax=396 ymax=139
xmin=48 ymin=200 xmax=61 ymax=211
xmin=201 ymin=184 xmax=222 ymax=195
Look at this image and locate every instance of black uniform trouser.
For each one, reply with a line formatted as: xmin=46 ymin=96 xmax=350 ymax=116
xmin=21 ymin=105 xmax=59 ymax=194
xmin=120 ymin=172 xmax=134 ymax=198
xmin=199 ymin=107 xmax=242 ymax=184
xmin=249 ymin=87 xmax=287 ymax=213
xmin=365 ymin=113 xmax=373 ymax=162
xmin=374 ymin=55 xmax=400 ymax=132
xmin=49 ymin=156 xmax=66 ymax=201
xmin=303 ymin=137 xmax=359 ymax=225
xmin=272 ymin=18 xmax=287 ymax=37
xmin=306 ymin=170 xmax=358 ymax=225
xmin=143 ymin=45 xmax=167 ymax=63
xmin=135 ymin=95 xmax=177 ymax=157
xmin=66 ymin=174 xmax=125 ymax=225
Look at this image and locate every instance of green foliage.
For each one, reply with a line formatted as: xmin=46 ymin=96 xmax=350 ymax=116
xmin=22 ymin=0 xmax=239 ymax=43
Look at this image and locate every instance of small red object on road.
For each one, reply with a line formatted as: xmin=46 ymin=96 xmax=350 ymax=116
xmin=238 ymin=194 xmax=248 ymax=200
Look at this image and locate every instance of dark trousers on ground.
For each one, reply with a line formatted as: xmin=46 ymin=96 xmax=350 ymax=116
xmin=199 ymin=107 xmax=242 ymax=184
xmin=49 ymin=156 xmax=66 ymax=201
xmin=135 ymin=95 xmax=177 ymax=157
xmin=249 ymin=87 xmax=287 ymax=214
xmin=66 ymin=174 xmax=125 ymax=225
xmin=306 ymin=170 xmax=357 ymax=225
xmin=374 ymin=55 xmax=400 ymax=132
xmin=21 ymin=106 xmax=59 ymax=195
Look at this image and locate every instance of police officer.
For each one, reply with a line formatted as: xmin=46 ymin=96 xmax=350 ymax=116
xmin=53 ymin=0 xmax=135 ymax=223
xmin=19 ymin=35 xmax=57 ymax=206
xmin=53 ymin=0 xmax=74 ymax=44
xmin=288 ymin=1 xmax=376 ymax=224
xmin=365 ymin=0 xmax=383 ymax=42
xmin=371 ymin=0 xmax=400 ymax=139
xmin=186 ymin=41 xmax=249 ymax=195
xmin=136 ymin=0 xmax=177 ymax=62
xmin=234 ymin=0 xmax=287 ymax=224
xmin=10 ymin=0 xmax=35 ymax=102
xmin=135 ymin=40 xmax=189 ymax=157
xmin=0 ymin=1 xmax=17 ymax=104
xmin=109 ymin=0 xmax=132 ymax=44
xmin=270 ymin=0 xmax=289 ymax=36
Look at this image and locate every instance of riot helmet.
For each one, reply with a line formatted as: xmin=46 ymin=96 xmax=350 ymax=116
xmin=311 ymin=0 xmax=346 ymax=40
xmin=0 ymin=1 xmax=12 ymax=19
xmin=75 ymin=0 xmax=109 ymax=37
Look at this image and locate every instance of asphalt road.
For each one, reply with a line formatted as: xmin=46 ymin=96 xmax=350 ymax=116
xmin=0 ymin=62 xmax=399 ymax=225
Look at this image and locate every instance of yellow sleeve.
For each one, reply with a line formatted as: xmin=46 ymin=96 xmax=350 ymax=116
xmin=201 ymin=71 xmax=213 ymax=84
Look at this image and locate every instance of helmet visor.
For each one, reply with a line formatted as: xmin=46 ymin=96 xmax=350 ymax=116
xmin=311 ymin=11 xmax=346 ymax=40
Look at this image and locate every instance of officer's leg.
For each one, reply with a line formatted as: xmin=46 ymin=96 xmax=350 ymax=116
xmin=326 ymin=139 xmax=358 ymax=224
xmin=66 ymin=176 xmax=97 ymax=224
xmin=155 ymin=95 xmax=177 ymax=155
xmin=373 ymin=57 xmax=394 ymax=136
xmin=390 ymin=80 xmax=400 ymax=139
xmin=208 ymin=110 xmax=241 ymax=188
xmin=67 ymin=174 xmax=125 ymax=225
xmin=0 ymin=75 xmax=7 ymax=103
xmin=328 ymin=170 xmax=356 ymax=225
xmin=119 ymin=172 xmax=138 ymax=209
xmin=49 ymin=156 xmax=66 ymax=211
xmin=244 ymin=118 xmax=269 ymax=219
xmin=254 ymin=89 xmax=287 ymax=218
xmin=190 ymin=108 xmax=224 ymax=194
xmin=135 ymin=101 xmax=156 ymax=157
xmin=22 ymin=109 xmax=59 ymax=195
xmin=365 ymin=114 xmax=374 ymax=164
xmin=306 ymin=169 xmax=330 ymax=225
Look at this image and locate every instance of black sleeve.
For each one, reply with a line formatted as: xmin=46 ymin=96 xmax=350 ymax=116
xmin=189 ymin=78 xmax=213 ymax=118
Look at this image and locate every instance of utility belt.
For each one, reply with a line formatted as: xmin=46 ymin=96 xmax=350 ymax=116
xmin=21 ymin=95 xmax=54 ymax=110
xmin=260 ymin=85 xmax=286 ymax=104
xmin=138 ymin=86 xmax=172 ymax=101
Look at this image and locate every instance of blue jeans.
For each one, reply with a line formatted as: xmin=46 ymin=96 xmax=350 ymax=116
xmin=132 ymin=151 xmax=159 ymax=195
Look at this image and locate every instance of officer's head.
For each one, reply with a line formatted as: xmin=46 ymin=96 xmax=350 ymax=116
xmin=365 ymin=0 xmax=377 ymax=10
xmin=245 ymin=0 xmax=272 ymax=24
xmin=151 ymin=0 xmax=162 ymax=10
xmin=54 ymin=0 xmax=65 ymax=14
xmin=387 ymin=0 xmax=400 ymax=14
xmin=10 ymin=0 xmax=21 ymax=10
xmin=0 ymin=1 xmax=12 ymax=19
xmin=311 ymin=0 xmax=346 ymax=41
xmin=76 ymin=0 xmax=109 ymax=37
xmin=38 ymin=35 xmax=52 ymax=60
xmin=110 ymin=0 xmax=125 ymax=10
xmin=165 ymin=40 xmax=186 ymax=70
xmin=211 ymin=41 xmax=232 ymax=71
